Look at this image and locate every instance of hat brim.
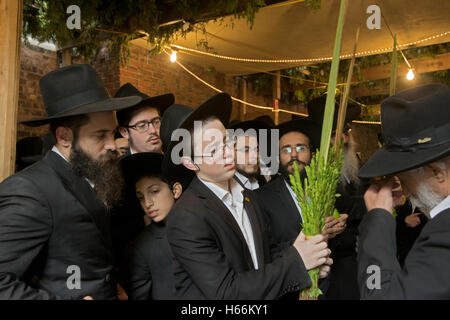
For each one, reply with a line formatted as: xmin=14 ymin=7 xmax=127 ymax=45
xmin=20 ymin=96 xmax=142 ymax=127
xmin=358 ymin=142 xmax=450 ymax=178
xmin=139 ymin=94 xmax=174 ymax=115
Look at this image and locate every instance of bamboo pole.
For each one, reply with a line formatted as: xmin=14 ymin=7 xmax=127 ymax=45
xmin=389 ymin=34 xmax=398 ymax=96
xmin=335 ymin=27 xmax=359 ymax=146
xmin=319 ymin=0 xmax=348 ymax=163
xmin=273 ymin=71 xmax=281 ymax=125
xmin=0 ymin=0 xmax=23 ymax=181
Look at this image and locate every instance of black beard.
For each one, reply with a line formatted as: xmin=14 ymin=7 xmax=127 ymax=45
xmin=279 ymin=159 xmax=308 ymax=186
xmin=69 ymin=143 xmax=124 ymax=210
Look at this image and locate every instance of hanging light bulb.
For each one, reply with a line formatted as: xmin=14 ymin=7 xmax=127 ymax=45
xmin=170 ymin=51 xmax=177 ymax=62
xmin=406 ymin=68 xmax=415 ymax=80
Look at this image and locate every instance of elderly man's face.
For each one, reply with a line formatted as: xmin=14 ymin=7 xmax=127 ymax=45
xmin=396 ymin=163 xmax=447 ymax=216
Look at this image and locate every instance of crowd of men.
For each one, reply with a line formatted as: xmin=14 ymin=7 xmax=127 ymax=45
xmin=0 ymin=64 xmax=449 ymax=300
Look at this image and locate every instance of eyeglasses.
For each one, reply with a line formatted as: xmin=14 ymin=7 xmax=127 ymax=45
xmin=193 ymin=139 xmax=236 ymax=159
xmin=127 ymin=117 xmax=161 ymax=133
xmin=281 ymin=145 xmax=309 ymax=154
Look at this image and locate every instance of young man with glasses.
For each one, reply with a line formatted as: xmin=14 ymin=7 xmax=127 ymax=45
xmin=115 ymin=83 xmax=174 ymax=154
xmin=161 ymin=94 xmax=332 ymax=299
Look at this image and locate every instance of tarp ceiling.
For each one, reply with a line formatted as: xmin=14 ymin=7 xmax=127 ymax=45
xmin=132 ymin=0 xmax=450 ymax=76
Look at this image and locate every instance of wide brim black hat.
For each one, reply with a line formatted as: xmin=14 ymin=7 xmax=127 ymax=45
xmin=307 ymin=94 xmax=361 ymax=130
xmin=359 ymin=83 xmax=450 ymax=178
xmin=274 ymin=118 xmax=322 ymax=151
xmin=21 ymin=133 xmax=56 ymax=164
xmin=114 ymin=83 xmax=175 ymax=126
xmin=161 ymin=93 xmax=232 ymax=180
xmin=21 ymin=64 xmax=142 ymax=127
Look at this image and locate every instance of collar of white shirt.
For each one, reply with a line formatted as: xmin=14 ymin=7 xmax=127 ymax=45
xmin=51 ymin=146 xmax=95 ymax=189
xmin=283 ymin=178 xmax=304 ymax=222
xmin=234 ymin=171 xmax=260 ymax=191
xmin=199 ymin=177 xmax=243 ymax=205
xmin=430 ymin=195 xmax=450 ymax=219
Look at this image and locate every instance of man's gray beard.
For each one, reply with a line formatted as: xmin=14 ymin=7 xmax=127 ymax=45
xmin=340 ymin=140 xmax=360 ymax=187
xmin=409 ymin=182 xmax=444 ymax=219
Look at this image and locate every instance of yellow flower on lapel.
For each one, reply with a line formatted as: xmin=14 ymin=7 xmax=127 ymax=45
xmin=244 ymin=196 xmax=250 ymax=203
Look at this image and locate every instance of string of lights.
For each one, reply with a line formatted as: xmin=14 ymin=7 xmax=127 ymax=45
xmin=169 ymin=30 xmax=450 ymax=65
xmin=163 ymin=50 xmax=385 ymax=125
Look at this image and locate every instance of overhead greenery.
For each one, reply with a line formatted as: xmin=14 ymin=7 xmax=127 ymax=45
xmin=23 ymin=0 xmax=267 ymax=59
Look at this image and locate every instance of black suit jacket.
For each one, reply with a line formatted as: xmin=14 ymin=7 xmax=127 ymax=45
xmin=256 ymin=175 xmax=303 ymax=251
xmin=166 ymin=176 xmax=311 ymax=299
xmin=358 ymin=207 xmax=450 ymax=299
xmin=123 ymin=222 xmax=176 ymax=300
xmin=0 ymin=151 xmax=117 ymax=299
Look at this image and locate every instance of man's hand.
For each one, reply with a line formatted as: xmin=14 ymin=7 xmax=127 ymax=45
xmin=319 ymin=257 xmax=333 ymax=279
xmin=322 ymin=214 xmax=348 ymax=240
xmin=83 ymin=296 xmax=94 ymax=300
xmin=405 ymin=212 xmax=422 ymax=228
xmin=364 ymin=177 xmax=402 ymax=214
xmin=293 ymin=232 xmax=330 ymax=270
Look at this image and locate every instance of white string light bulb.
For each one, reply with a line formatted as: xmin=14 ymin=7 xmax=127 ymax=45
xmin=406 ymin=68 xmax=415 ymax=80
xmin=170 ymin=51 xmax=177 ymax=62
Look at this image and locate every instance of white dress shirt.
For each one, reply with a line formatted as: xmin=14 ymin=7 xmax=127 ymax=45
xmin=430 ymin=195 xmax=450 ymax=219
xmin=234 ymin=171 xmax=260 ymax=191
xmin=199 ymin=177 xmax=259 ymax=270
xmin=283 ymin=178 xmax=304 ymax=222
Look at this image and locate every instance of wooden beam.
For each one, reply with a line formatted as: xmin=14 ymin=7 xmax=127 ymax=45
xmin=0 ymin=0 xmax=23 ymax=181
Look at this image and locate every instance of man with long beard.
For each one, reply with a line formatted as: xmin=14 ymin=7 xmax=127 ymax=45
xmin=0 ymin=64 xmax=141 ymax=299
xmin=358 ymin=83 xmax=450 ymax=299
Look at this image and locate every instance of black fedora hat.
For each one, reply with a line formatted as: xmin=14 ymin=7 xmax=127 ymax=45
xmin=114 ymin=83 xmax=175 ymax=126
xmin=253 ymin=115 xmax=275 ymax=128
xmin=160 ymin=93 xmax=232 ymax=177
xmin=21 ymin=64 xmax=142 ymax=127
xmin=274 ymin=118 xmax=322 ymax=151
xmin=307 ymin=94 xmax=361 ymax=130
xmin=359 ymin=83 xmax=450 ymax=179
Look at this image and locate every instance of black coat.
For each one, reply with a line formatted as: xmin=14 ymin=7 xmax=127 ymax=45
xmin=166 ymin=176 xmax=311 ymax=299
xmin=256 ymin=175 xmax=303 ymax=253
xmin=123 ymin=222 xmax=176 ymax=300
xmin=0 ymin=151 xmax=117 ymax=299
xmin=358 ymin=208 xmax=450 ymax=299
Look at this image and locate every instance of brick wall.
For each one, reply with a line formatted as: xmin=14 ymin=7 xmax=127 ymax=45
xmin=117 ymin=44 xmax=240 ymax=110
xmin=17 ymin=42 xmax=57 ymax=140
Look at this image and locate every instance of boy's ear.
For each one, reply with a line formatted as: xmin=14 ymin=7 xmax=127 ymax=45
xmin=118 ymin=127 xmax=129 ymax=139
xmin=181 ymin=156 xmax=199 ymax=172
xmin=172 ymin=182 xmax=183 ymax=200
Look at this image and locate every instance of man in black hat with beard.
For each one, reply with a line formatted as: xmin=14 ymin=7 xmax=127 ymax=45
xmin=358 ymin=83 xmax=450 ymax=299
xmin=115 ymin=83 xmax=174 ymax=155
xmin=0 ymin=64 xmax=141 ymax=299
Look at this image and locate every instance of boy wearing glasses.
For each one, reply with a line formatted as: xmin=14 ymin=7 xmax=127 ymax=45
xmin=162 ymin=94 xmax=332 ymax=299
xmin=115 ymin=83 xmax=174 ymax=154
